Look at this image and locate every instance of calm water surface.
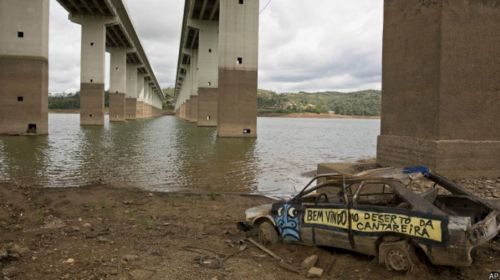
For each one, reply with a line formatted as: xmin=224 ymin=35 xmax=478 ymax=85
xmin=0 ymin=114 xmax=380 ymax=195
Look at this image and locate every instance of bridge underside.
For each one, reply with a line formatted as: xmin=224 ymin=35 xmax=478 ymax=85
xmin=0 ymin=0 xmax=164 ymax=135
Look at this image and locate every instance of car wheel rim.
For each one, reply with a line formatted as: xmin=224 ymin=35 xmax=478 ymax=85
xmin=387 ymin=249 xmax=409 ymax=271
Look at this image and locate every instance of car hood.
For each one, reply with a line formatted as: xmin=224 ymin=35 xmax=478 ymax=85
xmin=245 ymin=204 xmax=273 ymax=224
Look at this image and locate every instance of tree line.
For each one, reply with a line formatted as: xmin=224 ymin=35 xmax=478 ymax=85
xmin=258 ymin=89 xmax=381 ymax=116
xmin=49 ymin=88 xmax=381 ymax=116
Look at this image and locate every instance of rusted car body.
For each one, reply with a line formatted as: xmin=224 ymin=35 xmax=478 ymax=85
xmin=242 ymin=167 xmax=500 ymax=271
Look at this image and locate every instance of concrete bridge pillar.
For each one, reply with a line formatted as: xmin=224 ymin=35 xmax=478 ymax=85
xmin=145 ymin=84 xmax=153 ymax=117
xmin=377 ymin=0 xmax=500 ymax=177
xmin=189 ymin=96 xmax=198 ymax=122
xmin=0 ymin=0 xmax=49 ymax=135
xmin=109 ymin=47 xmax=127 ymax=122
xmin=185 ymin=99 xmax=191 ymax=121
xmin=143 ymin=83 xmax=149 ymax=117
xmin=181 ymin=102 xmax=187 ymax=120
xmin=125 ymin=63 xmax=138 ymax=120
xmin=71 ymin=16 xmax=113 ymax=126
xmin=217 ymin=0 xmax=259 ymax=137
xmin=136 ymin=73 xmax=145 ymax=118
xmin=188 ymin=50 xmax=199 ymax=123
xmin=181 ymin=66 xmax=193 ymax=121
xmin=190 ymin=20 xmax=219 ymax=127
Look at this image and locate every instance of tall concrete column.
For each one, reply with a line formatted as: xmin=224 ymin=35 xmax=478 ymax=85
xmin=377 ymin=0 xmax=500 ymax=177
xmin=0 ymin=0 xmax=49 ymax=135
xmin=188 ymin=50 xmax=199 ymax=123
xmin=217 ymin=0 xmax=259 ymax=137
xmin=194 ymin=21 xmax=219 ymax=127
xmin=109 ymin=47 xmax=127 ymax=122
xmin=180 ymin=66 xmax=192 ymax=121
xmin=185 ymin=99 xmax=191 ymax=121
xmin=180 ymin=103 xmax=186 ymax=119
xmin=71 ymin=16 xmax=113 ymax=126
xmin=125 ymin=63 xmax=138 ymax=120
xmin=136 ymin=73 xmax=145 ymax=118
xmin=144 ymin=84 xmax=152 ymax=117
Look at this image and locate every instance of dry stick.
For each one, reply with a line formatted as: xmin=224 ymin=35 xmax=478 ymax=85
xmin=246 ymin=238 xmax=282 ymax=260
xmin=246 ymin=238 xmax=301 ymax=274
xmin=326 ymin=254 xmax=337 ymax=276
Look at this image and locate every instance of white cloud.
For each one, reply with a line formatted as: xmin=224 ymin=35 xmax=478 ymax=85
xmin=48 ymin=0 xmax=383 ymax=93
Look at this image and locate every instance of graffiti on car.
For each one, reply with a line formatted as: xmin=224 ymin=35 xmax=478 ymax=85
xmin=303 ymin=206 xmax=447 ymax=243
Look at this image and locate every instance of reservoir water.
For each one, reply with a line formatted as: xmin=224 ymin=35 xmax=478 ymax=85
xmin=0 ymin=114 xmax=380 ymax=195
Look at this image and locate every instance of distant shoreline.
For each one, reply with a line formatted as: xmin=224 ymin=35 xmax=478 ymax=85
xmin=49 ymin=109 xmax=378 ymax=119
xmin=49 ymin=109 xmax=174 ymax=116
xmin=258 ymin=112 xmax=380 ymax=119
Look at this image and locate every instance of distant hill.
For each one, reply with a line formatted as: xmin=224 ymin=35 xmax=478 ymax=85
xmin=49 ymin=88 xmax=381 ymax=116
xmin=258 ymin=89 xmax=381 ymax=116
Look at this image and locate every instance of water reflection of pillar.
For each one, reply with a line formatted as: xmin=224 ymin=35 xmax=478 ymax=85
xmin=81 ymin=119 xmax=146 ymax=186
xmin=77 ymin=123 xmax=109 ymax=185
xmin=173 ymin=119 xmax=258 ymax=192
xmin=0 ymin=136 xmax=49 ymax=187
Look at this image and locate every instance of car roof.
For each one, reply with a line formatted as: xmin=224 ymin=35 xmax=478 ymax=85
xmin=315 ymin=175 xmax=446 ymax=216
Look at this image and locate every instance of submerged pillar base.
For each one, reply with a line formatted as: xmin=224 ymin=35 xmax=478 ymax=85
xmin=377 ymin=135 xmax=500 ymax=178
xmin=217 ymin=69 xmax=257 ymax=138
xmin=109 ymin=93 xmax=126 ymax=122
xmin=125 ymin=97 xmax=137 ymax=120
xmin=80 ymin=83 xmax=105 ymax=126
xmin=0 ymin=56 xmax=48 ymax=135
xmin=136 ymin=101 xmax=144 ymax=118
xmin=188 ymin=96 xmax=198 ymax=123
xmin=197 ymin=88 xmax=218 ymax=127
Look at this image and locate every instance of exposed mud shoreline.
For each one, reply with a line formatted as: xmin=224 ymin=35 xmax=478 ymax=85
xmin=1 ymin=182 xmax=499 ymax=280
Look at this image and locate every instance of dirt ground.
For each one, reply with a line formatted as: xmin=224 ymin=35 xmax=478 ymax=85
xmin=0 ymin=183 xmax=499 ymax=280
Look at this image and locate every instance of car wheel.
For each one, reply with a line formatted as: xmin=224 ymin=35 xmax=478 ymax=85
xmin=258 ymin=221 xmax=279 ymax=245
xmin=379 ymin=240 xmax=415 ymax=272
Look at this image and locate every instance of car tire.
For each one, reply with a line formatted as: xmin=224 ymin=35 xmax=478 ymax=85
xmin=379 ymin=240 xmax=415 ymax=272
xmin=258 ymin=221 xmax=279 ymax=245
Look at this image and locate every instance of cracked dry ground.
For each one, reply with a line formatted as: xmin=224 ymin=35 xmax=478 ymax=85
xmin=0 ymin=183 xmax=499 ymax=280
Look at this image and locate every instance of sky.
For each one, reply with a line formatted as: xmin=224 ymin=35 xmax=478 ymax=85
xmin=48 ymin=0 xmax=383 ymax=94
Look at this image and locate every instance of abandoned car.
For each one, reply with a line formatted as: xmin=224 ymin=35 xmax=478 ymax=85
xmin=241 ymin=167 xmax=500 ymax=272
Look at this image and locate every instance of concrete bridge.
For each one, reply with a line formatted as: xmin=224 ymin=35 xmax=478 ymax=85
xmin=0 ymin=0 xmax=164 ymax=135
xmin=173 ymin=0 xmax=500 ymax=177
xmin=173 ymin=0 xmax=259 ymax=138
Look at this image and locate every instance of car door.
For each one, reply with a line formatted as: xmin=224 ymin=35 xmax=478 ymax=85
xmin=350 ymin=181 xmax=411 ymax=255
xmin=299 ymin=184 xmax=353 ymax=250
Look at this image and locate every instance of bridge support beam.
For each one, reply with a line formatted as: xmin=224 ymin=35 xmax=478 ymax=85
xmin=0 ymin=0 xmax=49 ymax=135
xmin=125 ymin=63 xmax=138 ymax=120
xmin=217 ymin=0 xmax=259 ymax=137
xmin=109 ymin=47 xmax=127 ymax=122
xmin=377 ymin=0 xmax=500 ymax=177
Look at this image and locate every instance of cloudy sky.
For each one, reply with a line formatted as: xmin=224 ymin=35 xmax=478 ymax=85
xmin=48 ymin=0 xmax=383 ymax=94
